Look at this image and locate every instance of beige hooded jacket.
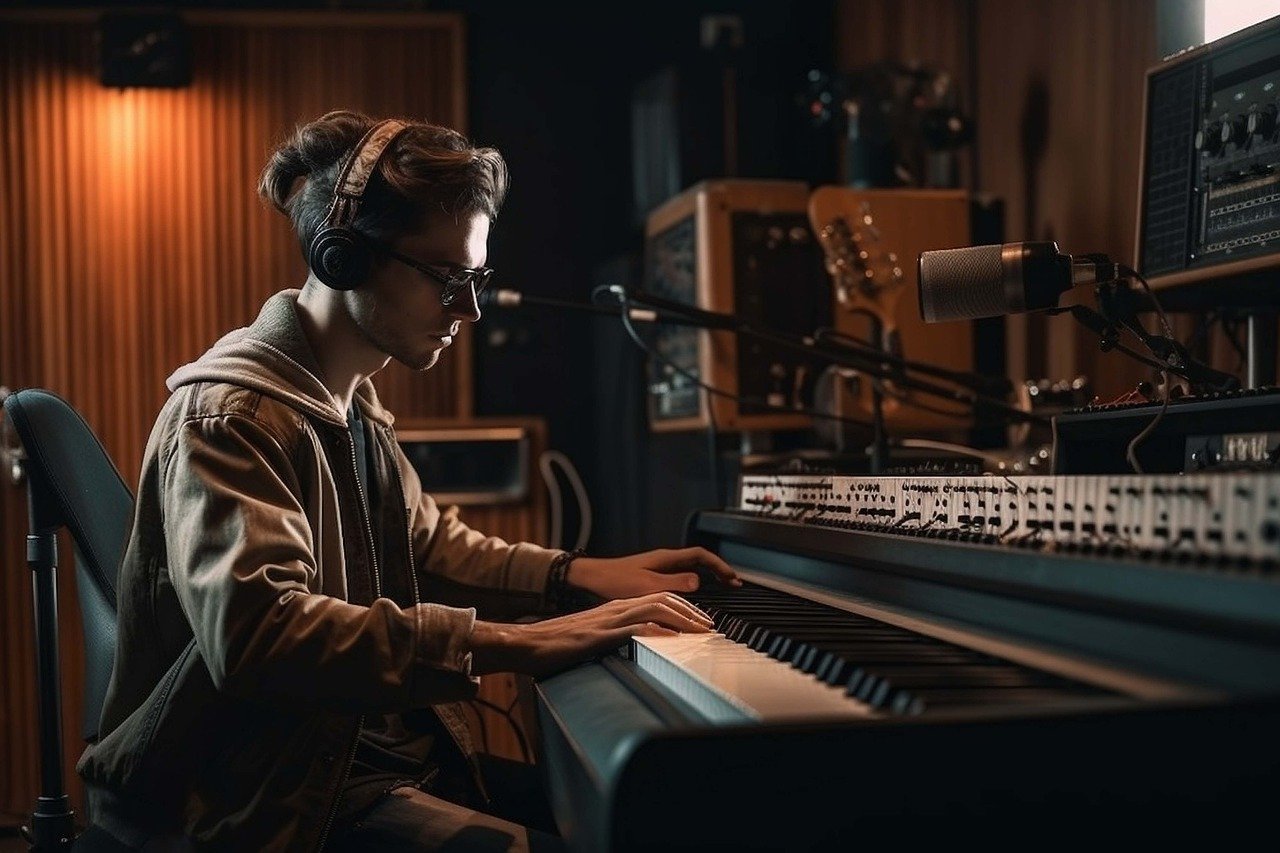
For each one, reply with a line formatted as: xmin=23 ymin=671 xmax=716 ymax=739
xmin=77 ymin=290 xmax=563 ymax=851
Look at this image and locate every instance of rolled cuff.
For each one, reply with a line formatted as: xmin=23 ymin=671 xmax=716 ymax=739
xmin=503 ymin=541 xmax=563 ymax=597
xmin=411 ymin=603 xmax=480 ymax=703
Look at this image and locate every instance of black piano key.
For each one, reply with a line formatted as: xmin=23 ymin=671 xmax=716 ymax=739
xmin=823 ymin=659 xmax=854 ymax=686
xmin=861 ymin=678 xmax=894 ymax=709
xmin=890 ymin=690 xmax=926 ymax=715
xmin=793 ymin=645 xmax=819 ymax=671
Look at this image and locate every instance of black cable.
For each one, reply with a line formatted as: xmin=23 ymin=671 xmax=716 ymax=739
xmin=1125 ymin=370 xmax=1171 ymax=474
xmin=465 ymin=701 xmax=491 ymax=755
xmin=1116 ymin=265 xmax=1178 ymax=474
xmin=471 ymin=697 xmax=533 ymax=764
xmin=810 ymin=327 xmax=1008 ymax=397
xmin=1118 ymin=264 xmax=1177 ymax=340
xmin=875 ymin=378 xmax=976 ymax=421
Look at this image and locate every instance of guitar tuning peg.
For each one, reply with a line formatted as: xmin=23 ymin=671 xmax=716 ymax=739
xmin=886 ymin=252 xmax=898 ymax=262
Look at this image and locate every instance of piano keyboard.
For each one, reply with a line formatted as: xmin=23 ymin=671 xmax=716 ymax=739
xmin=536 ymin=507 xmax=1280 ymax=851
xmin=631 ymin=581 xmax=1120 ymax=722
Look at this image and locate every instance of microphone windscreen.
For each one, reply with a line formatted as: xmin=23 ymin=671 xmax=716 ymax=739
xmin=917 ymin=243 xmax=1008 ymax=323
xmin=484 ymin=288 xmax=522 ymax=308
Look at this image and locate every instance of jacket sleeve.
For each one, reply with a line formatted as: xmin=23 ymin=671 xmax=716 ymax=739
xmin=164 ymin=412 xmax=479 ymax=711
xmin=399 ymin=441 xmax=562 ymax=621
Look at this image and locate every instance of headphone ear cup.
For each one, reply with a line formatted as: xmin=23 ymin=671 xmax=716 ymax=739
xmin=309 ymin=227 xmax=372 ymax=291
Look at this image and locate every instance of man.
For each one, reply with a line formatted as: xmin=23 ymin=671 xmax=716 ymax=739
xmin=77 ymin=110 xmax=739 ymax=852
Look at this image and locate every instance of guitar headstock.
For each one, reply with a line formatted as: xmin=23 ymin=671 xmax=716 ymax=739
xmin=809 ymin=194 xmax=906 ymax=323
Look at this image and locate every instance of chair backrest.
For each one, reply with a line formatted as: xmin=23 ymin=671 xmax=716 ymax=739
xmin=4 ymin=388 xmax=133 ymax=742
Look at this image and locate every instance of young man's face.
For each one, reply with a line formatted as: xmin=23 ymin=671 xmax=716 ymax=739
xmin=348 ymin=209 xmax=489 ymax=371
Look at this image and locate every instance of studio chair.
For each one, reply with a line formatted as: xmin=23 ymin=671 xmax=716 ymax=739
xmin=4 ymin=389 xmax=132 ymax=852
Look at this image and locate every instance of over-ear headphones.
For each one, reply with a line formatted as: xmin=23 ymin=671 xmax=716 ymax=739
xmin=307 ymin=118 xmax=410 ymax=291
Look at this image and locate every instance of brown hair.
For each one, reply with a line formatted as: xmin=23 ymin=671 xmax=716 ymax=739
xmin=258 ymin=109 xmax=509 ymax=251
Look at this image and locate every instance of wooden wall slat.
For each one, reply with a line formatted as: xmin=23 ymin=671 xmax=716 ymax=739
xmin=0 ymin=11 xmax=486 ymax=821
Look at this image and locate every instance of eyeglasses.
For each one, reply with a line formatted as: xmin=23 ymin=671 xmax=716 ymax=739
xmin=377 ymin=244 xmax=494 ymax=307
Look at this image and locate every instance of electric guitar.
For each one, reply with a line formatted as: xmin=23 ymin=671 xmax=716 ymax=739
xmin=808 ymin=189 xmax=907 ymax=420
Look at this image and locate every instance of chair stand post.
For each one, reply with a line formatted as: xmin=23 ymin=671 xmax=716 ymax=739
xmin=22 ymin=532 xmax=76 ymax=852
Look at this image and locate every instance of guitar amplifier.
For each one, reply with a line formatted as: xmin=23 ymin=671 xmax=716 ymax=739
xmin=643 ymin=179 xmax=833 ymax=432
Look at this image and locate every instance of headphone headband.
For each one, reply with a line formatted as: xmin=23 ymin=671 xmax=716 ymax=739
xmin=319 ymin=118 xmax=410 ymax=231
xmin=308 ymin=118 xmax=410 ymax=291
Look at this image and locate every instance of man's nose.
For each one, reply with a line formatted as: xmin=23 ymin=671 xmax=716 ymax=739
xmin=448 ymin=281 xmax=482 ymax=323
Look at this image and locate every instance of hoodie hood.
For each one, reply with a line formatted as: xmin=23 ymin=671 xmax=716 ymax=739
xmin=166 ymin=289 xmax=394 ymax=428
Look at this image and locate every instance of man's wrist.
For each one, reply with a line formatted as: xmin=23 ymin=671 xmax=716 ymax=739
xmin=469 ymin=620 xmax=520 ymax=675
xmin=563 ymin=554 xmax=596 ymax=592
xmin=546 ymin=548 xmax=586 ymax=610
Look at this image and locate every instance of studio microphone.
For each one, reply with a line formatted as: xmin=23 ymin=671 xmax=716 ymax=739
xmin=917 ymin=241 xmax=1118 ymax=323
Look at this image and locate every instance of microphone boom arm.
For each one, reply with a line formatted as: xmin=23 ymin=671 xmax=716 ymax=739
xmin=1049 ymin=279 xmax=1239 ymax=392
xmin=618 ymin=288 xmax=1046 ymax=426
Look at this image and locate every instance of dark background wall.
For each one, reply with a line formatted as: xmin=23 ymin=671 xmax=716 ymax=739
xmin=447 ymin=1 xmax=839 ymax=554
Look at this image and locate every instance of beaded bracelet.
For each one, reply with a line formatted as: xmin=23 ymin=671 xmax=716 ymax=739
xmin=546 ymin=548 xmax=586 ymax=612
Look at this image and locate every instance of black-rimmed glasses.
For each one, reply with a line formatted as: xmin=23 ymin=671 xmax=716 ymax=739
xmin=377 ymin=244 xmax=494 ymax=307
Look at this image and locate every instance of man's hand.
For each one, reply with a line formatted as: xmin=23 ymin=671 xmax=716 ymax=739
xmin=469 ymin=592 xmax=714 ymax=677
xmin=564 ymin=547 xmax=741 ymax=601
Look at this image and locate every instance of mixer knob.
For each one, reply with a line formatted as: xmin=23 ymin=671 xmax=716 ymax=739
xmin=1196 ymin=121 xmax=1224 ymax=153
xmin=1247 ymin=105 xmax=1277 ymax=139
xmin=1222 ymin=117 xmax=1249 ymax=147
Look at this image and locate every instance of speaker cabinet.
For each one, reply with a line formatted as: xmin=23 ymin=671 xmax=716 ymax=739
xmin=643 ymin=179 xmax=832 ymax=432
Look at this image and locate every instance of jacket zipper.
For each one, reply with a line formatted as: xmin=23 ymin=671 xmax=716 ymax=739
xmin=316 ymin=427 xmax=384 ymax=851
xmin=381 ymin=428 xmax=421 ymax=606
xmin=382 ymin=426 xmax=489 ymax=804
xmin=314 ymin=715 xmax=362 ymax=853
xmin=348 ymin=429 xmax=383 ymax=599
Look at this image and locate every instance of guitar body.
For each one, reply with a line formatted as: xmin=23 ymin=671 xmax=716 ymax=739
xmin=808 ymin=188 xmax=975 ymax=434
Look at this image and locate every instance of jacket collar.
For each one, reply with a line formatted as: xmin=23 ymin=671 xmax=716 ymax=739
xmin=166 ymin=289 xmax=395 ymax=428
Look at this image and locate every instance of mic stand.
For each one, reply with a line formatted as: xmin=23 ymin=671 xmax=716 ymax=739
xmin=861 ymin=312 xmax=892 ymax=473
xmin=629 ymin=289 xmax=1012 ymax=398
xmin=618 ymin=289 xmax=1047 ymax=427
xmin=1048 ymin=278 xmax=1240 ymax=393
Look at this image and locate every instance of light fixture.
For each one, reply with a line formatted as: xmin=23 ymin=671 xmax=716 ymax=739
xmin=96 ymin=12 xmax=192 ymax=89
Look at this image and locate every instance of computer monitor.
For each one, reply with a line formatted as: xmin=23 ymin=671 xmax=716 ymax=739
xmin=1135 ymin=13 xmax=1280 ymax=302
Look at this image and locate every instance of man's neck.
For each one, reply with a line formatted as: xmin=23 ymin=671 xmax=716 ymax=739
xmin=295 ymin=278 xmax=388 ymax=414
